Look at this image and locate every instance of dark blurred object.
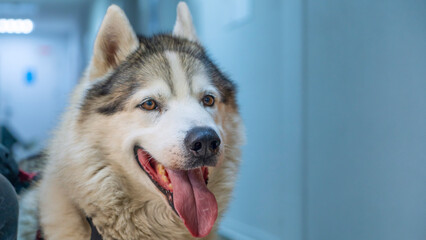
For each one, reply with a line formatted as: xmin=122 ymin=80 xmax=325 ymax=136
xmin=1 ymin=124 xmax=37 ymax=153
xmin=0 ymin=144 xmax=39 ymax=194
xmin=0 ymin=173 xmax=19 ymax=240
xmin=1 ymin=125 xmax=19 ymax=150
xmin=0 ymin=144 xmax=19 ymax=187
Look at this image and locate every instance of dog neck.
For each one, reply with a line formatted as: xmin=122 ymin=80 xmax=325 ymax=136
xmin=76 ymin=163 xmax=195 ymax=239
xmin=85 ymin=174 xmax=220 ymax=240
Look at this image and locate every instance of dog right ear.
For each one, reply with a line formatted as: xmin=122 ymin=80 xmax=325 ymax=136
xmin=88 ymin=5 xmax=139 ymax=80
xmin=173 ymin=2 xmax=198 ymax=41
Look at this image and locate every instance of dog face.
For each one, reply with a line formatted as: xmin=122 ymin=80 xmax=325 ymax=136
xmin=78 ymin=3 xmax=238 ymax=238
xmin=127 ymin=50 xmax=224 ymax=170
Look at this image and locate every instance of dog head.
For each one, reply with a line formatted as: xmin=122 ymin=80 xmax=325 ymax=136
xmin=78 ymin=3 xmax=239 ymax=238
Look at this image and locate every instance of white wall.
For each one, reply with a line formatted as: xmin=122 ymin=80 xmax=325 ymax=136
xmin=305 ymin=0 xmax=426 ymax=239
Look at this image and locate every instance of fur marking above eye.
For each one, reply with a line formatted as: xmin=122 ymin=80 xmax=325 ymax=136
xmin=139 ymin=99 xmax=158 ymax=111
xmin=202 ymin=95 xmax=215 ymax=107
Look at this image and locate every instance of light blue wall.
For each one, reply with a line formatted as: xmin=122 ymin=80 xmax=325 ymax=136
xmin=305 ymin=0 xmax=426 ymax=240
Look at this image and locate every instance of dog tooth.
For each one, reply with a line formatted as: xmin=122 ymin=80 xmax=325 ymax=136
xmin=162 ymin=175 xmax=169 ymax=183
xmin=168 ymin=183 xmax=173 ymax=190
xmin=156 ymin=164 xmax=165 ymax=175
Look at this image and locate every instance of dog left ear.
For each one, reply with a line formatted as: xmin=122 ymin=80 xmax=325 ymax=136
xmin=89 ymin=5 xmax=139 ymax=80
xmin=173 ymin=2 xmax=198 ymax=41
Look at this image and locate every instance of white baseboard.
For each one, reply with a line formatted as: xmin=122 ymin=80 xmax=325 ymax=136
xmin=218 ymin=218 xmax=281 ymax=240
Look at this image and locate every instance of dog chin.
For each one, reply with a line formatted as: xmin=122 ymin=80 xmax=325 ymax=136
xmin=133 ymin=146 xmax=218 ymax=238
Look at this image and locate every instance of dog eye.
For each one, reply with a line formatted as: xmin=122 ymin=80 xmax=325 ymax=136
xmin=140 ymin=99 xmax=158 ymax=111
xmin=202 ymin=95 xmax=215 ymax=107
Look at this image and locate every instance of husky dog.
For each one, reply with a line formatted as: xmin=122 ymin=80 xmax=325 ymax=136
xmin=18 ymin=2 xmax=243 ymax=240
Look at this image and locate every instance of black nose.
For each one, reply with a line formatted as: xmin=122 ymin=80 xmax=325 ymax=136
xmin=185 ymin=127 xmax=221 ymax=159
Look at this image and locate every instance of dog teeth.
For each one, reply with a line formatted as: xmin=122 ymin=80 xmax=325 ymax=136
xmin=162 ymin=175 xmax=169 ymax=183
xmin=156 ymin=164 xmax=171 ymax=187
xmin=156 ymin=164 xmax=165 ymax=175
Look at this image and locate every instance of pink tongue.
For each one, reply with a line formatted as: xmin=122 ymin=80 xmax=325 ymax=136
xmin=167 ymin=168 xmax=218 ymax=238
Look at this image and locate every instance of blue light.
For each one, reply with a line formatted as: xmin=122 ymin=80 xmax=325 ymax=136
xmin=25 ymin=70 xmax=35 ymax=84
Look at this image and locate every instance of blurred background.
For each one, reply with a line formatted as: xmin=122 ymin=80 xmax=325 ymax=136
xmin=0 ymin=0 xmax=425 ymax=239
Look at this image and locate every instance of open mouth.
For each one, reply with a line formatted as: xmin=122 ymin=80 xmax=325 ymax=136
xmin=134 ymin=146 xmax=218 ymax=238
